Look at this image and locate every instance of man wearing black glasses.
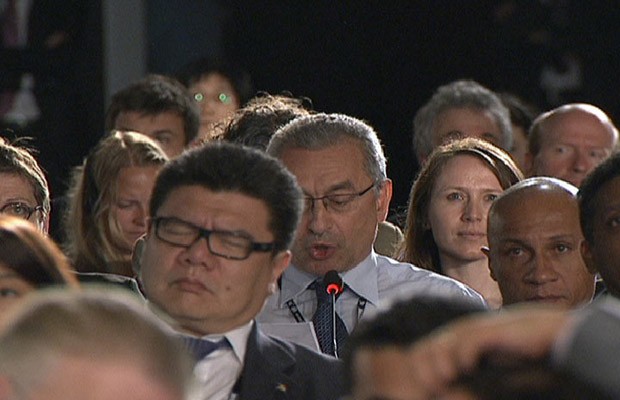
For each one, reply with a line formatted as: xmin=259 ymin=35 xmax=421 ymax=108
xmin=135 ymin=142 xmax=344 ymax=400
xmin=258 ymin=113 xmax=486 ymax=356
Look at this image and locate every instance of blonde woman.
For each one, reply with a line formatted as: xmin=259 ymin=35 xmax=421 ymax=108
xmin=63 ymin=131 xmax=168 ymax=276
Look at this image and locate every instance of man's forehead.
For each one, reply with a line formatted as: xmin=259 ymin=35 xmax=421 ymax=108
xmin=280 ymin=142 xmax=369 ymax=182
xmin=491 ymin=190 xmax=578 ymax=230
xmin=543 ymin=108 xmax=612 ymax=135
xmin=591 ymin=176 xmax=620 ymax=213
xmin=175 ymin=184 xmax=260 ymax=201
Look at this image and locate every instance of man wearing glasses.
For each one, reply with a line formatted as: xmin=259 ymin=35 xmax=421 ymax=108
xmin=136 ymin=142 xmax=344 ymax=400
xmin=258 ymin=113 xmax=486 ymax=356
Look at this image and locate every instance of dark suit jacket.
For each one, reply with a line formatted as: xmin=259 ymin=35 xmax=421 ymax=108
xmin=239 ymin=323 xmax=345 ymax=400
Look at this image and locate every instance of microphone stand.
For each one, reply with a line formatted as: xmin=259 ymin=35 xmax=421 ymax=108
xmin=329 ymin=289 xmax=338 ymax=358
xmin=324 ymin=270 xmax=343 ymax=358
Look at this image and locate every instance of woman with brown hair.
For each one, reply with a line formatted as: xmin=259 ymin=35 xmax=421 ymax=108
xmin=400 ymin=138 xmax=523 ymax=308
xmin=0 ymin=214 xmax=79 ymax=315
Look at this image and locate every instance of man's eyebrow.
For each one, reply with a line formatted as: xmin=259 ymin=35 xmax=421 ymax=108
xmin=303 ymin=181 xmax=356 ymax=197
xmin=152 ymin=129 xmax=175 ymax=135
xmin=0 ymin=272 xmax=21 ymax=279
xmin=498 ymin=238 xmax=528 ymax=247
xmin=324 ymin=181 xmax=356 ymax=193
xmin=547 ymin=234 xmax=580 ymax=242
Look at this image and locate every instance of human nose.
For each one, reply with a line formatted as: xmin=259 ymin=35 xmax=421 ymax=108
xmin=182 ymin=234 xmax=217 ymax=268
xmin=524 ymin=252 xmax=559 ymax=284
xmin=306 ymin=198 xmax=331 ymax=235
xmin=572 ymin=148 xmax=593 ymax=173
xmin=462 ymin=198 xmax=483 ymax=222
xmin=133 ymin=205 xmax=148 ymax=227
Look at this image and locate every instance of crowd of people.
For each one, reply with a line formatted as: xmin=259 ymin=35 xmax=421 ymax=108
xmin=0 ymin=56 xmax=619 ymax=399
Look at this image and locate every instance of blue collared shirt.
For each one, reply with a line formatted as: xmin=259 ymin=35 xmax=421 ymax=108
xmin=257 ymin=251 xmax=486 ymax=340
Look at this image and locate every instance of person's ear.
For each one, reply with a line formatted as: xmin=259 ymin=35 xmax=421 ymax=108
xmin=268 ymin=250 xmax=292 ymax=294
xmin=482 ymin=246 xmax=498 ymax=281
xmin=376 ymin=179 xmax=393 ymax=222
xmin=523 ymin=152 xmax=535 ymax=177
xmin=132 ymin=235 xmax=147 ymax=277
xmin=581 ymin=240 xmax=599 ymax=275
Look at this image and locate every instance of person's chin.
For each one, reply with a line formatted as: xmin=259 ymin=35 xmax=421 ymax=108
xmin=524 ymin=295 xmax=569 ymax=306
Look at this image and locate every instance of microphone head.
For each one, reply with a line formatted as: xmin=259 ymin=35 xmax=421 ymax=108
xmin=324 ymin=270 xmax=343 ymax=295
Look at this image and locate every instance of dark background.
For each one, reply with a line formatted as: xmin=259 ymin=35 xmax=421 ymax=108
xmin=6 ymin=1 xmax=620 ymax=221
xmin=151 ymin=1 xmax=620 ymax=220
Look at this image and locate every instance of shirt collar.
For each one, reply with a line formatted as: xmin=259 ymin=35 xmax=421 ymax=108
xmin=145 ymin=299 xmax=252 ymax=363
xmin=341 ymin=251 xmax=380 ymax=305
xmin=200 ymin=320 xmax=253 ymax=363
xmin=279 ymin=251 xmax=380 ymax=306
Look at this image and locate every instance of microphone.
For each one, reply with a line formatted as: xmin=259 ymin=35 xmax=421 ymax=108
xmin=324 ymin=270 xmax=344 ymax=295
xmin=324 ymin=270 xmax=343 ymax=357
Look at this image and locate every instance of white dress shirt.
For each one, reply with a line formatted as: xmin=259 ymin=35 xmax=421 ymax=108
xmin=189 ymin=321 xmax=252 ymax=400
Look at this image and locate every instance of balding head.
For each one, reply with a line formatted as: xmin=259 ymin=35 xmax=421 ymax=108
xmin=485 ymin=177 xmax=595 ymax=307
xmin=527 ymin=103 xmax=618 ymax=187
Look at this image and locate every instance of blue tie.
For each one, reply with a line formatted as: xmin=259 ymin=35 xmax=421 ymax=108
xmin=182 ymin=337 xmax=230 ymax=360
xmin=311 ymin=279 xmax=348 ymax=357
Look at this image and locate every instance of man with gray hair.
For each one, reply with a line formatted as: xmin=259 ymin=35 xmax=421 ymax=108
xmin=525 ymin=103 xmax=618 ymax=187
xmin=413 ymin=79 xmax=512 ymax=165
xmin=0 ymin=289 xmax=195 ymax=400
xmin=258 ymin=113 xmax=485 ymax=356
xmin=483 ymin=177 xmax=596 ymax=308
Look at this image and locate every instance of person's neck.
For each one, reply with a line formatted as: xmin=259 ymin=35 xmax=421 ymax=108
xmin=440 ymin=258 xmax=502 ymax=309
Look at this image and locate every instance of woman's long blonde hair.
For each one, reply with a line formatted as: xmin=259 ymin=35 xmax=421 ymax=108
xmin=63 ymin=131 xmax=168 ymax=275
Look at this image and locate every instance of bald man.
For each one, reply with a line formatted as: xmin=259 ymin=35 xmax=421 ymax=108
xmin=483 ymin=177 xmax=596 ymax=307
xmin=526 ymin=103 xmax=618 ymax=187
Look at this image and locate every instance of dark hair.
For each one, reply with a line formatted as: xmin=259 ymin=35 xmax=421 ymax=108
xmin=0 ymin=215 xmax=78 ymax=288
xmin=217 ymin=92 xmax=312 ymax=150
xmin=176 ymin=57 xmax=253 ymax=105
xmin=400 ymin=137 xmax=523 ymax=272
xmin=499 ymin=92 xmax=538 ymax=135
xmin=343 ymin=296 xmax=486 ymax=391
xmin=150 ymin=142 xmax=302 ymax=252
xmin=105 ymin=74 xmax=200 ymax=145
xmin=578 ymin=152 xmax=620 ymax=243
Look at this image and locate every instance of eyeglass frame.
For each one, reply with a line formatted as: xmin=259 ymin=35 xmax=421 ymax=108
xmin=303 ymin=181 xmax=378 ymax=214
xmin=0 ymin=202 xmax=44 ymax=220
xmin=151 ymin=216 xmax=275 ymax=260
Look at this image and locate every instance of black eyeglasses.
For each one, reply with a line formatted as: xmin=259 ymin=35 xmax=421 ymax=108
xmin=304 ymin=182 xmax=377 ymax=214
xmin=152 ymin=216 xmax=275 ymax=260
xmin=0 ymin=202 xmax=43 ymax=220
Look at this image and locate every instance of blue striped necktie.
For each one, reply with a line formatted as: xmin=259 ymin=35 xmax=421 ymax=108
xmin=182 ymin=336 xmax=230 ymax=360
xmin=311 ymin=279 xmax=348 ymax=357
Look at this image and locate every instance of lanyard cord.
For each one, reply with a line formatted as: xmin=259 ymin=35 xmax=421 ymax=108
xmin=285 ymin=296 xmax=368 ymax=323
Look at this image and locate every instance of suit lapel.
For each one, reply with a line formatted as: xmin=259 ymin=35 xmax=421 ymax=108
xmin=239 ymin=324 xmax=297 ymax=400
